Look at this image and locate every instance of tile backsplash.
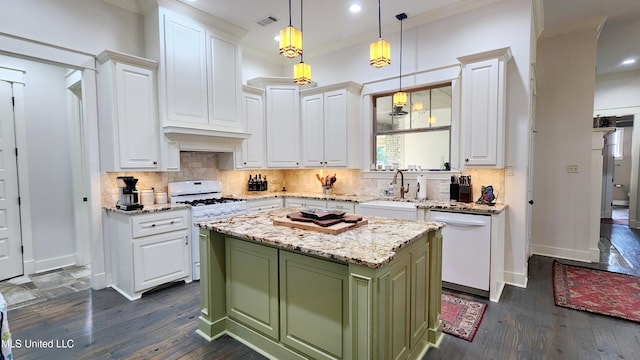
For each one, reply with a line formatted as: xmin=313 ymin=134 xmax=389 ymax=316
xmin=101 ymin=152 xmax=506 ymax=207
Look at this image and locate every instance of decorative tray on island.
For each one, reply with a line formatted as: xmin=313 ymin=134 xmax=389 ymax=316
xmin=299 ymin=208 xmax=346 ymax=220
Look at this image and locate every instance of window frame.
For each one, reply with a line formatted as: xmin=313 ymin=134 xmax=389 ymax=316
xmin=372 ymin=82 xmax=453 ymax=168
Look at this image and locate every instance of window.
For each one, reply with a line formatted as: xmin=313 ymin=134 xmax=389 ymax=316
xmin=373 ymin=84 xmax=452 ymax=170
xmin=613 ymin=128 xmax=624 ymax=160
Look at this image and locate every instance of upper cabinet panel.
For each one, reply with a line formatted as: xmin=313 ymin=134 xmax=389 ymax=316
xmin=458 ymin=48 xmax=512 ymax=168
xmin=163 ymin=11 xmax=208 ymax=124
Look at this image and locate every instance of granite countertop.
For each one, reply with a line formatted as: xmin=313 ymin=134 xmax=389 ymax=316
xmin=226 ymin=192 xmax=378 ymax=203
xmin=103 ymin=203 xmax=189 ymax=215
xmin=373 ymin=198 xmax=507 ymax=214
xmin=196 ymin=207 xmax=444 ymax=269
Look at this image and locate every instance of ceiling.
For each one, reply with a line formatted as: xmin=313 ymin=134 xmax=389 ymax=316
xmin=126 ymin=0 xmax=640 ymax=76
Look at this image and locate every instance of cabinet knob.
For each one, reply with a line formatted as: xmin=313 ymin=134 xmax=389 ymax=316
xmin=185 ymin=235 xmax=189 ymax=245
xmin=296 ymin=162 xmax=299 ymax=165
xmin=153 ymin=161 xmax=158 ymax=165
xmin=465 ymin=158 xmax=469 ymax=162
xmin=151 ymin=223 xmax=156 ymax=227
xmin=529 ymin=200 xmax=534 ymax=205
xmin=244 ymin=162 xmax=247 ymax=165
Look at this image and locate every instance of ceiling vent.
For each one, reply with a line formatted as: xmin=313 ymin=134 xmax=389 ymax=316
xmin=256 ymin=15 xmax=278 ymax=27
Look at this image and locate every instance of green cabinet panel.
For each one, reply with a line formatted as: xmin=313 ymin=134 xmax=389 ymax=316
xmin=377 ymin=253 xmax=411 ymax=360
xmin=280 ymin=250 xmax=349 ymax=360
xmin=410 ymin=242 xmax=429 ymax=348
xmin=226 ymin=237 xmax=279 ymax=340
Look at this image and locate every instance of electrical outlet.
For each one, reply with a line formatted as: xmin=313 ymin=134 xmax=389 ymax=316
xmin=567 ymin=164 xmax=579 ymax=173
xmin=439 ymin=182 xmax=449 ymax=193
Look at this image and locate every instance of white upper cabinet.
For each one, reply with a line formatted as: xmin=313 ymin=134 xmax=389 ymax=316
xmin=458 ymin=48 xmax=512 ymax=168
xmin=146 ymin=6 xmax=248 ymax=138
xmin=265 ymin=84 xmax=301 ymax=168
xmin=242 ymin=86 xmax=266 ymax=169
xmin=300 ymin=82 xmax=362 ymax=168
xmin=163 ymin=11 xmax=208 ymax=125
xmin=206 ymin=30 xmax=242 ymax=132
xmin=97 ymin=51 xmax=160 ymax=171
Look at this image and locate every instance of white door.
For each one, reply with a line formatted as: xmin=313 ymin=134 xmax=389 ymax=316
xmin=0 ymin=80 xmax=23 ymax=280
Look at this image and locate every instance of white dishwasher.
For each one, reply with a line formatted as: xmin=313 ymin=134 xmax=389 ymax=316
xmin=430 ymin=211 xmax=491 ymax=296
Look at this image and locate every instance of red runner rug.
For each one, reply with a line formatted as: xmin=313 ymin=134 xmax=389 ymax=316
xmin=553 ymin=261 xmax=640 ymax=323
xmin=441 ymin=292 xmax=487 ymax=342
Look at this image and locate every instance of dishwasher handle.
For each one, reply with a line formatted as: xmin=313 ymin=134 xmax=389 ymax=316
xmin=432 ymin=217 xmax=488 ymax=227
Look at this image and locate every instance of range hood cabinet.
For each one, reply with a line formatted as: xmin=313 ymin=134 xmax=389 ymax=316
xmin=164 ymin=126 xmax=250 ymax=153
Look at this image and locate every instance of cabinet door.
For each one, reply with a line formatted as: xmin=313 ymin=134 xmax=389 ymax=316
xmin=246 ymin=198 xmax=283 ymax=214
xmin=132 ymin=230 xmax=190 ymax=292
xmin=266 ymin=85 xmax=300 ymax=168
xmin=280 ymin=250 xmax=349 ymax=360
xmin=323 ymin=89 xmax=348 ymax=167
xmin=461 ymin=58 xmax=500 ymax=167
xmin=284 ymin=198 xmax=326 ymax=209
xmin=207 ymin=31 xmax=241 ymax=130
xmin=226 ymin=237 xmax=279 ymax=340
xmin=325 ymin=200 xmax=355 ymax=213
xmin=163 ymin=11 xmax=208 ymax=124
xmin=301 ymin=93 xmax=325 ymax=167
xmin=243 ymin=91 xmax=266 ymax=168
xmin=115 ymin=63 xmax=159 ymax=169
xmin=410 ymin=242 xmax=429 ymax=348
xmin=376 ymin=253 xmax=411 ymax=360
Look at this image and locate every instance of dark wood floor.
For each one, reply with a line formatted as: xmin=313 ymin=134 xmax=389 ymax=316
xmin=7 ymin=253 xmax=639 ymax=360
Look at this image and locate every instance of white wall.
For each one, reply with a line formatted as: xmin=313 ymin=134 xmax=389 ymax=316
xmin=242 ymin=48 xmax=286 ymax=83
xmin=594 ymin=70 xmax=640 ymax=112
xmin=301 ymin=0 xmax=533 ymax=286
xmin=0 ymin=0 xmax=143 ymax=56
xmin=532 ymin=28 xmax=599 ymax=261
xmin=0 ymin=55 xmax=77 ymax=271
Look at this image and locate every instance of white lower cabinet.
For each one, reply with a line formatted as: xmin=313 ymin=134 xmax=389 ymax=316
xmin=106 ymin=208 xmax=191 ymax=300
xmin=245 ymin=198 xmax=283 ymax=214
xmin=285 ymin=198 xmax=357 ymax=213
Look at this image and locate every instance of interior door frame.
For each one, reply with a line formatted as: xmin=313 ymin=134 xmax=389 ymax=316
xmin=0 ymin=33 xmax=106 ymax=289
xmin=0 ymin=67 xmax=27 ymax=280
xmin=66 ymin=70 xmax=91 ymax=266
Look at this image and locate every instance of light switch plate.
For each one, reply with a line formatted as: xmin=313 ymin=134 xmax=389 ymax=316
xmin=439 ymin=182 xmax=449 ymax=193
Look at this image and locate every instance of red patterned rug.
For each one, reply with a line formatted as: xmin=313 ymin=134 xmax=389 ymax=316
xmin=441 ymin=292 xmax=487 ymax=342
xmin=553 ymin=261 xmax=640 ymax=323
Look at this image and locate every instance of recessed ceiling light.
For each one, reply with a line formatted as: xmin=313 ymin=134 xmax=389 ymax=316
xmin=622 ymin=59 xmax=636 ymax=65
xmin=349 ymin=3 xmax=361 ymax=13
xmin=274 ymin=35 xmax=280 ymax=42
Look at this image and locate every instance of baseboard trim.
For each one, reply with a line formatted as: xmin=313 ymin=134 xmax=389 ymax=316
xmin=23 ymin=259 xmax=35 ymax=275
xmin=504 ymin=271 xmax=528 ymax=288
xmin=530 ymin=244 xmax=591 ymax=263
xmin=34 ymin=254 xmax=75 ymax=273
xmin=92 ymin=272 xmax=107 ymax=290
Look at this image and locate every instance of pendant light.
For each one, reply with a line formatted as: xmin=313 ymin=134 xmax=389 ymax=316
xmin=293 ymin=0 xmax=311 ymax=84
xmin=370 ymin=0 xmax=390 ymax=68
xmin=279 ymin=0 xmax=302 ymax=58
xmin=392 ymin=13 xmax=407 ymax=108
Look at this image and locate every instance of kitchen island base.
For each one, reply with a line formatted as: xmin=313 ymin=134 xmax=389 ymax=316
xmin=196 ymin=227 xmax=443 ymax=360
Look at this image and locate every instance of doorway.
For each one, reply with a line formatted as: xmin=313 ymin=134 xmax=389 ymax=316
xmin=598 ymin=115 xmax=639 ymax=273
xmin=0 ymin=72 xmax=25 ymax=281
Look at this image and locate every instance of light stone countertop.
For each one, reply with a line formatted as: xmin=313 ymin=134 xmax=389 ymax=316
xmin=377 ymin=198 xmax=508 ymax=214
xmin=226 ymin=192 xmax=378 ymax=203
xmin=103 ymin=203 xmax=189 ymax=215
xmin=227 ymin=192 xmax=506 ymax=214
xmin=195 ymin=207 xmax=444 ymax=269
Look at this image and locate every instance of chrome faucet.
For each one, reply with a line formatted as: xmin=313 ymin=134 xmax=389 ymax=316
xmin=392 ymin=169 xmax=410 ymax=199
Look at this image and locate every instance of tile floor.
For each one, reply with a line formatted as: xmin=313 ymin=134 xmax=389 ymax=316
xmin=0 ymin=265 xmax=91 ymax=311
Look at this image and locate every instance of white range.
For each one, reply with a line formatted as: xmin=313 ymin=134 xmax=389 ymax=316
xmin=168 ymin=180 xmax=247 ymax=280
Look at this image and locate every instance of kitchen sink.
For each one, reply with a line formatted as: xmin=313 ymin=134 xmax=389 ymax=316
xmin=357 ymin=200 xmax=418 ymax=220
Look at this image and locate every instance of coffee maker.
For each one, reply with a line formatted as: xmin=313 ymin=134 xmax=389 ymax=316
xmin=116 ymin=176 xmax=143 ymax=211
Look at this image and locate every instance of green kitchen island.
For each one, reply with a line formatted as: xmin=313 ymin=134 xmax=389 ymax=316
xmin=195 ymin=207 xmax=444 ymax=360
